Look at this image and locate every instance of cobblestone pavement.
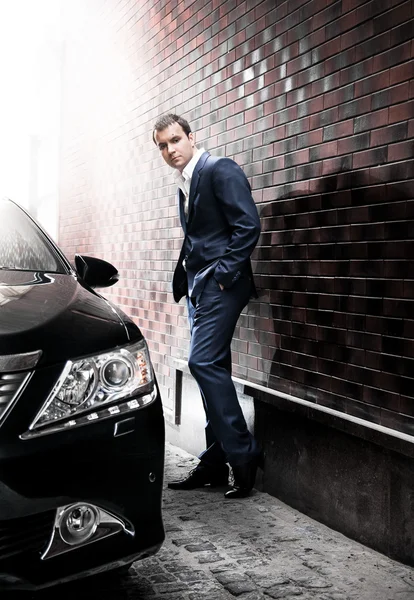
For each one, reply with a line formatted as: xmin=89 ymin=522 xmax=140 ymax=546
xmin=11 ymin=443 xmax=414 ymax=599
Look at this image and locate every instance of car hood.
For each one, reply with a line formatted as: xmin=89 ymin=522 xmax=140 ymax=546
xmin=0 ymin=270 xmax=141 ymax=369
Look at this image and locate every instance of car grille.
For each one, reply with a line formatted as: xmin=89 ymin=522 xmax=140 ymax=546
xmin=0 ymin=511 xmax=55 ymax=562
xmin=0 ymin=371 xmax=30 ymax=424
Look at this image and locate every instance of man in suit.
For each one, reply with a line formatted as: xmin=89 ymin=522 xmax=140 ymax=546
xmin=153 ymin=114 xmax=262 ymax=498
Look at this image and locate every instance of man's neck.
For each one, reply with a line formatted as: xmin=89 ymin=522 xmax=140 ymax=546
xmin=176 ymin=147 xmax=204 ymax=179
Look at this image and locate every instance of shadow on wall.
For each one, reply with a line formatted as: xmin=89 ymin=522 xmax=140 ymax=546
xmin=251 ymin=162 xmax=414 ymax=432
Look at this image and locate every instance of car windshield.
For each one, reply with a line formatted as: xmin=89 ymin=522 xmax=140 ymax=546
xmin=0 ymin=201 xmax=67 ymax=273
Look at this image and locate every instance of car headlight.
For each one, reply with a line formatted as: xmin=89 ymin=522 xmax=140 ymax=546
xmin=23 ymin=339 xmax=155 ymax=437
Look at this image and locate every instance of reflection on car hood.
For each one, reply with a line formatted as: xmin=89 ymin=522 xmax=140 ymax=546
xmin=0 ymin=271 xmax=141 ymax=368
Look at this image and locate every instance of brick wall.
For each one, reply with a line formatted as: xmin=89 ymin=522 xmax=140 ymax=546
xmin=59 ymin=0 xmax=414 ymax=434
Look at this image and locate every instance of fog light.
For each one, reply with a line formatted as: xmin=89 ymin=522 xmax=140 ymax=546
xmin=42 ymin=502 xmax=134 ymax=560
xmin=60 ymin=504 xmax=99 ymax=546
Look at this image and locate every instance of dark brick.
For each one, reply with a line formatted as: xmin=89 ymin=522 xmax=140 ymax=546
xmin=312 ymin=37 xmax=342 ymax=64
xmin=263 ymin=157 xmax=284 ymax=173
xmin=373 ymin=41 xmax=412 ymax=72
xmin=286 ymin=117 xmax=310 ymax=137
xmin=374 ymin=2 xmax=412 ymax=36
xmin=288 ymin=86 xmax=312 ymax=110
xmin=299 ymin=27 xmax=325 ymax=54
xmin=353 ymin=146 xmax=388 ymax=169
xmin=325 ymin=47 xmax=356 ymax=77
xmin=285 ymin=149 xmax=310 ymax=168
xmin=354 ymin=70 xmax=390 ymax=98
xmin=388 ymin=140 xmax=414 ymax=162
xmin=324 ymin=84 xmax=354 ymax=109
xmin=339 ymin=96 xmax=371 ymax=119
xmin=389 ymin=100 xmax=414 ymax=125
xmin=263 ymin=125 xmax=285 ymax=145
xmin=354 ymin=108 xmax=389 ymax=132
xmin=389 ymin=19 xmax=414 ymax=46
xmin=297 ymin=128 xmax=323 ymax=149
xmin=251 ymin=173 xmax=274 ymax=189
xmin=286 ymin=52 xmax=312 ymax=76
xmin=338 ymin=133 xmax=371 ymax=154
xmin=323 ymin=119 xmax=354 ymax=141
xmin=309 ymin=141 xmax=338 ymax=161
xmin=296 ymin=64 xmax=325 ymax=87
xmin=390 ymin=82 xmax=410 ymax=103
xmin=322 ymin=155 xmax=353 ymax=175
xmin=311 ymin=72 xmax=340 ymax=96
xmin=263 ymin=95 xmax=287 ymax=115
xmin=341 ymin=22 xmax=373 ymax=51
xmin=310 ymin=107 xmax=339 ymax=129
xmin=355 ymin=31 xmax=391 ymax=62
xmin=371 ymin=122 xmax=408 ymax=146
xmin=274 ymin=106 xmax=298 ymax=126
xmin=297 ymin=162 xmax=323 ymax=180
xmin=326 ymin=9 xmax=358 ymax=39
xmin=390 ymin=61 xmax=414 ymax=85
xmin=340 ymin=58 xmax=373 ymax=86
xmin=273 ymin=137 xmax=297 ymax=154
xmin=313 ymin=0 xmax=342 ymax=29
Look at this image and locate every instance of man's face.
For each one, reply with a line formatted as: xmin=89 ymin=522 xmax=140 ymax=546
xmin=154 ymin=122 xmax=196 ymax=172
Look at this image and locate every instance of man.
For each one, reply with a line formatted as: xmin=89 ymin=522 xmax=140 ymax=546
xmin=153 ymin=114 xmax=263 ymax=498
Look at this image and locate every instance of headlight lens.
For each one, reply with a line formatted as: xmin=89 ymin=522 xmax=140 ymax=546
xmin=101 ymin=359 xmax=130 ymax=387
xmin=27 ymin=339 xmax=154 ymax=434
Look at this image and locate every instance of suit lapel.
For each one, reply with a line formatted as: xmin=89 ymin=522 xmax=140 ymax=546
xmin=177 ymin=188 xmax=187 ymax=233
xmin=187 ymin=152 xmax=210 ymax=224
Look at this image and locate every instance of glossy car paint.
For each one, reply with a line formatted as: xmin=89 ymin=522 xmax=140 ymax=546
xmin=0 ymin=269 xmax=139 ymax=363
xmin=0 ymin=200 xmax=165 ymax=589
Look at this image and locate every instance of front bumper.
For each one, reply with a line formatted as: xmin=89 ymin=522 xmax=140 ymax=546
xmin=4 ymin=546 xmax=164 ymax=591
xmin=0 ymin=387 xmax=165 ymax=590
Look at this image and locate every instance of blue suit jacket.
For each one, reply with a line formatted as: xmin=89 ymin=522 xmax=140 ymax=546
xmin=172 ymin=152 xmax=261 ymax=303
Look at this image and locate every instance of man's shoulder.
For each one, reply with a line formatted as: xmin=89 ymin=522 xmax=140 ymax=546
xmin=198 ymin=153 xmax=246 ymax=185
xmin=203 ymin=154 xmax=238 ymax=172
xmin=205 ymin=155 xmax=247 ymax=182
xmin=197 ymin=152 xmax=220 ymax=176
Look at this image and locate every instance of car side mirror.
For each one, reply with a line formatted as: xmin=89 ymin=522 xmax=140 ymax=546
xmin=74 ymin=254 xmax=119 ymax=289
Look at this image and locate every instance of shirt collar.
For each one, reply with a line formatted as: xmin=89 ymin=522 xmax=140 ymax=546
xmin=174 ymin=148 xmax=205 ymax=186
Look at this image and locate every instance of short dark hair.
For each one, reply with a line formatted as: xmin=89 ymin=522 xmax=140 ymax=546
xmin=153 ymin=113 xmax=191 ymax=145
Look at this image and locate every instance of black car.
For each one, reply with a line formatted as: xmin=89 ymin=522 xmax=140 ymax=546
xmin=0 ymin=199 xmax=164 ymax=590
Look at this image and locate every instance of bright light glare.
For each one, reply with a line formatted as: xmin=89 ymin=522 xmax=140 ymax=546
xmin=0 ymin=0 xmax=62 ymax=238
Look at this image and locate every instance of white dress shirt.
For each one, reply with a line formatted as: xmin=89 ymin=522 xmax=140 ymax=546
xmin=174 ymin=148 xmax=205 ymax=220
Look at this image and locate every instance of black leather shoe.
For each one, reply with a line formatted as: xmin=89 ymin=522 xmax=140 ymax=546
xmin=224 ymin=453 xmax=264 ymax=499
xmin=168 ymin=463 xmax=229 ymax=490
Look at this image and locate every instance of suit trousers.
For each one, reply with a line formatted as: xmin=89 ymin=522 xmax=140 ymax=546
xmin=186 ymin=274 xmax=261 ymax=467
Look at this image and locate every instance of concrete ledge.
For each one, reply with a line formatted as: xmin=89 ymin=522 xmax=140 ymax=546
xmin=167 ymin=358 xmax=414 ymax=565
xmin=254 ymin=399 xmax=414 ymax=567
xmin=246 ymin=384 xmax=414 ymax=460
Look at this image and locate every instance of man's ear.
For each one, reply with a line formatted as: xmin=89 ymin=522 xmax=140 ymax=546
xmin=189 ymin=132 xmax=195 ymax=147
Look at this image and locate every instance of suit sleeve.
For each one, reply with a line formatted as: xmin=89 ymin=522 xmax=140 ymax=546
xmin=212 ymin=158 xmax=261 ymax=288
